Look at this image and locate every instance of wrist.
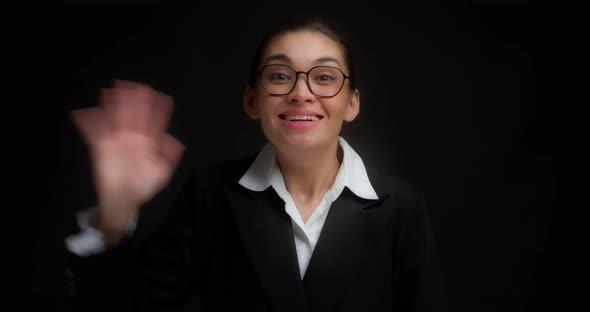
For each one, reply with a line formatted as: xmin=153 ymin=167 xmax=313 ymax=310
xmin=95 ymin=199 xmax=139 ymax=247
xmin=95 ymin=218 xmax=127 ymax=247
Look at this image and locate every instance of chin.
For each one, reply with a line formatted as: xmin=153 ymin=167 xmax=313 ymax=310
xmin=273 ymin=133 xmax=337 ymax=152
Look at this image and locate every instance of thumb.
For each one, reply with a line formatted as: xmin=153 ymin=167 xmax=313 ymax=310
xmin=157 ymin=134 xmax=185 ymax=170
xmin=69 ymin=107 xmax=111 ymax=147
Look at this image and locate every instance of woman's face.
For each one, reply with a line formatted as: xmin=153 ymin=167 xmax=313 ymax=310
xmin=244 ymin=30 xmax=360 ymax=152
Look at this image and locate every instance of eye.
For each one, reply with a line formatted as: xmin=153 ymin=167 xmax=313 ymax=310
xmin=312 ymin=71 xmax=338 ymax=85
xmin=270 ymin=73 xmax=291 ymax=81
xmin=316 ymin=74 xmax=335 ymax=81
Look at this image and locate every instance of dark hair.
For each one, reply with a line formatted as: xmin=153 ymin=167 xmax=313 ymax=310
xmin=247 ymin=17 xmax=356 ymax=90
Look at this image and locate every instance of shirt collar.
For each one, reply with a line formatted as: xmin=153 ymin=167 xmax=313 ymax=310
xmin=238 ymin=137 xmax=379 ymax=201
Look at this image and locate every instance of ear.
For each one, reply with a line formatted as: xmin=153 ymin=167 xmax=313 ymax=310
xmin=344 ymin=88 xmax=360 ymax=122
xmin=243 ymin=85 xmax=260 ymax=119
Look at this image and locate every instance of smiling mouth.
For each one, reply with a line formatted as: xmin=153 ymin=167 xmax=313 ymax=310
xmin=279 ymin=114 xmax=323 ymax=121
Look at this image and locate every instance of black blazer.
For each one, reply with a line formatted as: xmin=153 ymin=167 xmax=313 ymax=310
xmin=66 ymin=152 xmax=447 ymax=312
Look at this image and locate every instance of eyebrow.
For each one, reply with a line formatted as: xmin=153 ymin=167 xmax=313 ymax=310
xmin=262 ymin=54 xmax=292 ymax=66
xmin=262 ymin=54 xmax=343 ymax=68
xmin=314 ymin=56 xmax=342 ymax=67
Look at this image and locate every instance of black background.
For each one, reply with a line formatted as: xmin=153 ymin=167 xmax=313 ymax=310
xmin=4 ymin=1 xmax=587 ymax=311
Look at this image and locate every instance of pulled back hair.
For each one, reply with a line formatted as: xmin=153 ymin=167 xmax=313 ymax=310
xmin=247 ymin=17 xmax=356 ymax=90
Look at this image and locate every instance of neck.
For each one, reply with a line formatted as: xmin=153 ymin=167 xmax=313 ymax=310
xmin=274 ymin=140 xmax=342 ymax=203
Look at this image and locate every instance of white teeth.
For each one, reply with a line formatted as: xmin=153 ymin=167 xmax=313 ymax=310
xmin=285 ymin=115 xmax=320 ymax=121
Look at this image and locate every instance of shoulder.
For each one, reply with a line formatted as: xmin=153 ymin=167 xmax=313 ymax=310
xmin=364 ymin=164 xmax=423 ymax=202
xmin=187 ymin=152 xmax=258 ymax=191
xmin=362 ymin=166 xmax=436 ymax=243
xmin=362 ymin=164 xmax=428 ymax=221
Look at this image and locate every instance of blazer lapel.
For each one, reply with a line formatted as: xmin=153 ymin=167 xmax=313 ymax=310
xmin=225 ymin=184 xmax=308 ymax=312
xmin=302 ymin=186 xmax=393 ymax=312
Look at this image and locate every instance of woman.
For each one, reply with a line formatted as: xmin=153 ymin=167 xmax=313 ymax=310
xmin=66 ymin=17 xmax=447 ymax=312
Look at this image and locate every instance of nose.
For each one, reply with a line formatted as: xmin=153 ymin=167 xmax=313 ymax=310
xmin=287 ymin=73 xmax=315 ymax=104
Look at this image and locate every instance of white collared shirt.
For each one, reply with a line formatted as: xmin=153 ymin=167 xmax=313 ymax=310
xmin=238 ymin=137 xmax=378 ymax=279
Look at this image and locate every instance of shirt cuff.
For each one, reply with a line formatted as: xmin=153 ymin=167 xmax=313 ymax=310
xmin=64 ymin=206 xmax=138 ymax=257
xmin=65 ymin=224 xmax=107 ymax=256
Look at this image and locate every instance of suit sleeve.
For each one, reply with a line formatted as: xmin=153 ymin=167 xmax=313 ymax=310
xmin=394 ymin=190 xmax=448 ymax=312
xmin=132 ymin=176 xmax=201 ymax=311
xmin=64 ymin=170 xmax=201 ymax=312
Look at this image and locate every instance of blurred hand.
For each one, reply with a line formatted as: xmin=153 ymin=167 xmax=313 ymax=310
xmin=70 ymin=80 xmax=185 ymax=246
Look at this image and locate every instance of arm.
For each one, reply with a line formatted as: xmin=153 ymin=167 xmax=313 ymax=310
xmin=62 ymin=80 xmax=193 ymax=311
xmin=64 ymin=165 xmax=199 ymax=312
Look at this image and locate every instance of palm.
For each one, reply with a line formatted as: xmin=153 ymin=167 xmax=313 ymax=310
xmin=70 ymin=80 xmax=185 ymax=231
xmin=93 ymin=132 xmax=174 ymax=204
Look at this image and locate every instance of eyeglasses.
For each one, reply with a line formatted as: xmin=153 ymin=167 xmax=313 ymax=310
xmin=257 ymin=64 xmax=350 ymax=98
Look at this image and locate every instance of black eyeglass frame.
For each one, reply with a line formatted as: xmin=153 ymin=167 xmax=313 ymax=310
xmin=257 ymin=64 xmax=351 ymax=98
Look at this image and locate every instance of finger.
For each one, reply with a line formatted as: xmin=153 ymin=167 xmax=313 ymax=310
xmin=146 ymin=90 xmax=174 ymax=138
xmin=100 ymin=86 xmax=152 ymax=133
xmin=69 ymin=107 xmax=111 ymax=147
xmin=112 ymin=79 xmax=149 ymax=90
xmin=124 ymin=84 xmax=153 ymax=134
xmin=157 ymin=134 xmax=185 ymax=169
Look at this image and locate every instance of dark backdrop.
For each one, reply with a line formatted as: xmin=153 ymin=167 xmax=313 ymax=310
xmin=5 ymin=1 xmax=586 ymax=311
